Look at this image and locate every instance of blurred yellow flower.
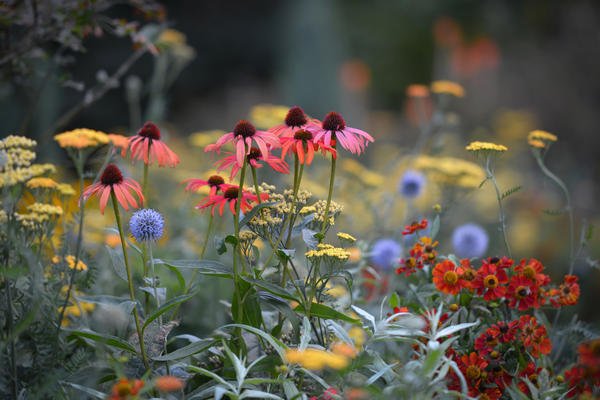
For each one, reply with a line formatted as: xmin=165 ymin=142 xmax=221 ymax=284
xmin=528 ymin=138 xmax=546 ymax=149
xmin=341 ymin=159 xmax=384 ymax=187
xmin=337 ymin=232 xmax=356 ymax=243
xmin=285 ymin=348 xmax=350 ymax=370
xmin=347 ymin=247 xmax=362 ymax=263
xmin=465 ymin=141 xmax=507 ymax=152
xmin=431 ymin=80 xmax=465 ymax=97
xmin=26 ymin=177 xmax=58 ymax=189
xmin=54 ymin=128 xmax=109 ymax=149
xmin=107 ymin=133 xmax=130 ymax=151
xmin=56 ymin=183 xmax=76 ymax=197
xmin=65 ymin=255 xmax=87 ymax=271
xmin=348 ymin=326 xmax=367 ymax=348
xmin=249 ymin=104 xmax=289 ymax=130
xmin=189 ymin=130 xmax=226 ymax=148
xmin=157 ymin=29 xmax=187 ymax=46
xmin=414 ymin=155 xmax=485 ymax=188
xmin=528 ymin=130 xmax=557 ymax=142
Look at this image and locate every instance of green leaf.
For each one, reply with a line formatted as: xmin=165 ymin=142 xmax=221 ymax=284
xmin=239 ymin=201 xmax=277 ymax=228
xmin=389 ymin=292 xmax=400 ymax=309
xmin=105 ymin=245 xmax=127 ymax=281
xmin=225 ymin=234 xmax=239 ymax=247
xmin=232 ymin=279 xmax=263 ymax=328
xmin=161 ymin=262 xmax=186 ymax=292
xmin=68 ymin=329 xmax=137 ymax=354
xmin=224 ymin=324 xmax=288 ymax=360
xmin=241 ymin=276 xmax=300 ymax=302
xmin=154 ymin=259 xmax=232 ymax=278
xmin=142 ymin=293 xmax=196 ymax=331
xmin=501 ymin=185 xmax=522 ymax=200
xmin=61 ymin=381 xmax=106 ymax=399
xmin=294 ymin=303 xmax=360 ymax=325
xmin=152 ymin=339 xmax=215 ymax=361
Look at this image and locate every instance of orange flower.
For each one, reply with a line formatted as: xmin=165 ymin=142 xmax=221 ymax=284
xmin=558 ymin=275 xmax=580 ymax=306
xmin=110 ymin=378 xmax=144 ymax=400
xmin=82 ymin=164 xmax=144 ymax=214
xmin=154 ymin=375 xmax=184 ymax=392
xmin=432 ymin=260 xmax=463 ymax=295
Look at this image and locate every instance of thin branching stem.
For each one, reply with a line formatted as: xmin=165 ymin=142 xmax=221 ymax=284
xmin=320 ymin=138 xmax=337 ymax=241
xmin=485 ymin=156 xmax=511 ymax=257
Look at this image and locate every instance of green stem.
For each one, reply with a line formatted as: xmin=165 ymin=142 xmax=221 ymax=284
xmin=147 ymin=244 xmax=160 ymax=323
xmin=250 ymin=166 xmax=262 ymax=204
xmin=112 ymin=192 xmax=150 ymax=370
xmin=485 ymin=157 xmax=511 ymax=257
xmin=232 ymin=152 xmax=248 ymax=324
xmin=534 ymin=153 xmax=575 ymax=273
xmin=4 ymin=243 xmax=17 ymax=398
xmin=319 ymin=139 xmax=338 ymax=241
xmin=142 ymin=157 xmax=150 ymax=309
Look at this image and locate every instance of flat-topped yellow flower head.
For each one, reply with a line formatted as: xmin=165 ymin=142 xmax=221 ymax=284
xmin=431 ymin=80 xmax=465 ymax=97
xmin=466 ymin=141 xmax=508 ymax=153
xmin=54 ymin=128 xmax=109 ymax=149
xmin=528 ymin=130 xmax=557 ymax=149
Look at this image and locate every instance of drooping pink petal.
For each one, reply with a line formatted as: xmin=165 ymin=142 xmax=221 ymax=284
xmin=99 ymin=186 xmax=112 ymax=214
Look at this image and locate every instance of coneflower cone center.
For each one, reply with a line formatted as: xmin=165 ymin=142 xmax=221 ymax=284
xmin=208 ymin=175 xmax=225 ymax=187
xmin=101 ymin=164 xmax=124 ymax=185
xmin=322 ymin=111 xmax=346 ymax=131
xmin=233 ymin=120 xmax=256 ymax=138
xmin=224 ymin=187 xmax=239 ymax=200
xmin=285 ymin=106 xmax=308 ymax=127
xmin=294 ymin=129 xmax=313 ymax=141
xmin=138 ymin=122 xmax=161 ymax=140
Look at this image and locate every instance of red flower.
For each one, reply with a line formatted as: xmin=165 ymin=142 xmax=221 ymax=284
xmin=205 ymin=120 xmax=280 ymax=168
xmin=183 ymin=174 xmax=227 ymax=196
xmin=517 ymin=315 xmax=551 ymax=357
xmin=123 ymin=122 xmax=180 ymax=167
xmin=517 ymin=362 xmax=542 ymax=396
xmin=458 ymin=259 xmax=477 ymax=290
xmin=458 ymin=352 xmax=489 ymax=391
xmin=507 ymin=275 xmax=539 ymax=310
xmin=110 ymin=378 xmax=144 ymax=400
xmin=487 ymin=320 xmax=518 ymax=344
xmin=214 ymin=147 xmax=289 ymax=179
xmin=311 ymin=111 xmax=374 ymax=155
xmin=558 ymin=275 xmax=580 ymax=306
xmin=472 ymin=262 xmax=508 ymax=301
xmin=433 ymin=260 xmax=464 ymax=295
xmin=402 ymin=219 xmax=428 ymax=235
xmin=82 ymin=164 xmax=144 ymax=214
xmin=280 ymin=129 xmax=336 ymax=165
xmin=514 ymin=258 xmax=550 ymax=286
xmin=195 ymin=184 xmax=267 ymax=216
xmin=474 ymin=328 xmax=499 ymax=356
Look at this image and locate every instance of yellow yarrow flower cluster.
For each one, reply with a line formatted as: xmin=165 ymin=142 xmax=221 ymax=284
xmin=285 ymin=342 xmax=357 ymax=370
xmin=337 ymin=232 xmax=356 ymax=243
xmin=107 ymin=134 xmax=129 ymax=151
xmin=189 ymin=130 xmax=226 ymax=148
xmin=58 ymin=289 xmax=95 ymax=327
xmin=528 ymin=130 xmax=557 ymax=149
xmin=26 ymin=177 xmax=58 ymax=190
xmin=56 ymin=183 xmax=76 ymax=196
xmin=341 ymin=159 xmax=384 ymax=187
xmin=414 ymin=155 xmax=486 ymax=189
xmin=431 ymin=80 xmax=465 ymax=97
xmin=465 ymin=141 xmax=508 ymax=152
xmin=54 ymin=128 xmax=109 ymax=149
xmin=27 ymin=202 xmax=63 ymax=218
xmin=249 ymin=104 xmax=290 ymax=130
xmin=52 ymin=255 xmax=88 ymax=271
xmin=0 ymin=135 xmax=37 ymax=149
xmin=301 ymin=200 xmax=343 ymax=227
xmin=305 ymin=243 xmax=350 ymax=261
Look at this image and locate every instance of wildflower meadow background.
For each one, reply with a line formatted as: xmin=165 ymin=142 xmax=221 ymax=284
xmin=1 ymin=1 xmax=600 ymax=399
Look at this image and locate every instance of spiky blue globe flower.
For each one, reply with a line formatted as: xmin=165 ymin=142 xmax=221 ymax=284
xmin=398 ymin=170 xmax=426 ymax=198
xmin=370 ymin=238 xmax=402 ymax=270
xmin=129 ymin=208 xmax=164 ymax=242
xmin=452 ymin=223 xmax=489 ymax=259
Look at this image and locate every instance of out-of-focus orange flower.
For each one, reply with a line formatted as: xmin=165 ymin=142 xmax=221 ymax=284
xmin=105 ymin=233 xmax=122 ymax=248
xmin=405 ymin=84 xmax=433 ymax=126
xmin=340 ymin=60 xmax=371 ymax=92
xmin=155 ymin=376 xmax=184 ymax=392
xmin=433 ymin=16 xmax=463 ymax=48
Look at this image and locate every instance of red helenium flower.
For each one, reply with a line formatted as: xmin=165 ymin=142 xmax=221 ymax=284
xmin=82 ymin=164 xmax=144 ymax=214
xmin=123 ymin=121 xmax=180 ymax=167
xmin=507 ymin=275 xmax=539 ymax=310
xmin=432 ymin=260 xmax=464 ymax=295
xmin=472 ymin=262 xmax=508 ymax=301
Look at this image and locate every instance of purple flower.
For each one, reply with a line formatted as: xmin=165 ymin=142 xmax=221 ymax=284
xmin=370 ymin=238 xmax=402 ymax=270
xmin=452 ymin=223 xmax=489 ymax=259
xmin=129 ymin=208 xmax=164 ymax=242
xmin=398 ymin=170 xmax=426 ymax=198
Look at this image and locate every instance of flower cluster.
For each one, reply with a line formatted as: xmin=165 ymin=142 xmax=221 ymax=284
xmin=564 ymin=338 xmax=600 ymax=397
xmin=285 ymin=342 xmax=357 ymax=371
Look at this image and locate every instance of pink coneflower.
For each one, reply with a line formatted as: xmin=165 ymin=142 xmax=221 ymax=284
xmin=122 ymin=122 xmax=180 ymax=167
xmin=205 ymin=120 xmax=280 ymax=168
xmin=196 ymin=185 xmax=268 ymax=216
xmin=183 ymin=174 xmax=227 ymax=196
xmin=280 ymin=129 xmax=336 ymax=165
xmin=311 ymin=111 xmax=374 ymax=155
xmin=82 ymin=164 xmax=144 ymax=214
xmin=214 ymin=147 xmax=289 ymax=180
xmin=269 ymin=106 xmax=320 ymax=138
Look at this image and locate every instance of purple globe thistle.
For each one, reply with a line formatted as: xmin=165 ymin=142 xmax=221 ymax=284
xmin=129 ymin=208 xmax=164 ymax=242
xmin=452 ymin=223 xmax=489 ymax=259
xmin=398 ymin=170 xmax=426 ymax=198
xmin=370 ymin=238 xmax=402 ymax=270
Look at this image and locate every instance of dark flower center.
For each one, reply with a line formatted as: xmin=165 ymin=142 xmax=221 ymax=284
xmin=461 ymin=269 xmax=475 ymax=281
xmin=562 ymin=286 xmax=571 ymax=295
xmin=285 ymin=106 xmax=308 ymax=127
xmin=466 ymin=365 xmax=481 ymax=380
xmin=484 ymin=274 xmax=499 ymax=289
xmin=208 ymin=175 xmax=225 ymax=187
xmin=517 ymin=286 xmax=529 ymax=298
xmin=137 ymin=121 xmax=161 ymax=140
xmin=322 ymin=111 xmax=346 ymax=131
xmin=233 ymin=120 xmax=256 ymax=138
xmin=499 ymin=324 xmax=508 ymax=334
xmin=247 ymin=147 xmax=262 ymax=160
xmin=489 ymin=257 xmax=500 ymax=264
xmin=100 ymin=163 xmax=124 ymax=185
xmin=294 ymin=129 xmax=313 ymax=141
xmin=224 ymin=187 xmax=239 ymax=200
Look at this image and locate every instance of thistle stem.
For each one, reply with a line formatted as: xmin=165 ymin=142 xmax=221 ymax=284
xmin=112 ymin=192 xmax=150 ymax=370
xmin=141 ymin=156 xmax=150 ymax=309
xmin=485 ymin=157 xmax=511 ymax=257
